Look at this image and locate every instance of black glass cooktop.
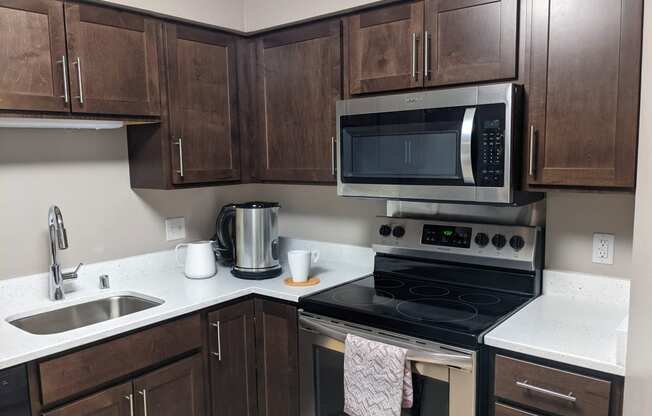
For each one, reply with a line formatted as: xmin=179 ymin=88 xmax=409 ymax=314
xmin=300 ymin=274 xmax=533 ymax=348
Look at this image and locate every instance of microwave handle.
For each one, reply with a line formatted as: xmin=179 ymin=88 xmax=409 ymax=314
xmin=460 ymin=107 xmax=476 ymax=185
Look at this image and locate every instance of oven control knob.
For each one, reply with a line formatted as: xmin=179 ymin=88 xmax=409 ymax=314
xmin=492 ymin=234 xmax=507 ymax=249
xmin=379 ymin=225 xmax=392 ymax=237
xmin=392 ymin=225 xmax=406 ymax=238
xmin=474 ymin=232 xmax=490 ymax=247
xmin=510 ymin=235 xmax=525 ymax=251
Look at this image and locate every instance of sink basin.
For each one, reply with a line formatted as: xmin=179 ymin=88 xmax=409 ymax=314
xmin=8 ymin=294 xmax=164 ymax=335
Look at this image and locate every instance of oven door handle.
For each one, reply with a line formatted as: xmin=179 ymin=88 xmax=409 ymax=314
xmin=299 ymin=315 xmax=473 ymax=371
xmin=460 ymin=107 xmax=476 ymax=185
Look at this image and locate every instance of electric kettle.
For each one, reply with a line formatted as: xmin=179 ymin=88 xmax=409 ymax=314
xmin=215 ymin=202 xmax=282 ymax=279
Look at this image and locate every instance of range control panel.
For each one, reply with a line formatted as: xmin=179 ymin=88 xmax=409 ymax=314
xmin=373 ymin=217 xmax=542 ymax=270
xmin=421 ymin=224 xmax=472 ymax=248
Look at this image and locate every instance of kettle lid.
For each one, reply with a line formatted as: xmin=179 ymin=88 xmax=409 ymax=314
xmin=235 ymin=201 xmax=280 ymax=209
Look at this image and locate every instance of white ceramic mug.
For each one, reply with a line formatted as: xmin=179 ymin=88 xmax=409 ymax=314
xmin=288 ymin=250 xmax=320 ymax=283
xmin=175 ymin=241 xmax=217 ymax=279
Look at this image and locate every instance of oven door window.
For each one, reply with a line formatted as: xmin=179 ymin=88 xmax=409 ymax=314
xmin=340 ymin=107 xmax=467 ymax=185
xmin=311 ymin=345 xmax=450 ymax=416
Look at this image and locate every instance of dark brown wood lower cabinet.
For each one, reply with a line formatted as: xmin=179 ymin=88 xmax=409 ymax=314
xmin=207 ymin=301 xmax=257 ymax=416
xmin=495 ymin=403 xmax=540 ymax=416
xmin=42 ymin=382 xmax=133 ymax=416
xmin=133 ymin=355 xmax=205 ymax=416
xmin=254 ymin=299 xmax=299 ymax=416
xmin=42 ymin=355 xmax=205 ymax=416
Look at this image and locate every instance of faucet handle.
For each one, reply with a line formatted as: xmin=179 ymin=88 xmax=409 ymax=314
xmin=63 ymin=262 xmax=83 ymax=280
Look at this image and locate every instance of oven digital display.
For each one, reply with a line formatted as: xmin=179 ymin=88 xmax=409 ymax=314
xmin=421 ymin=225 xmax=472 ymax=248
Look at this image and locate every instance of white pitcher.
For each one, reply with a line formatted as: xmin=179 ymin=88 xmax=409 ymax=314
xmin=175 ymin=241 xmax=217 ymax=279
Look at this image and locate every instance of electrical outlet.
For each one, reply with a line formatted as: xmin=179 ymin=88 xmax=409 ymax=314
xmin=165 ymin=217 xmax=186 ymax=241
xmin=592 ymin=233 xmax=615 ymax=265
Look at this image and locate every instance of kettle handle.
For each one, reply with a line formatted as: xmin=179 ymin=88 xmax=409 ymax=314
xmin=215 ymin=204 xmax=236 ymax=252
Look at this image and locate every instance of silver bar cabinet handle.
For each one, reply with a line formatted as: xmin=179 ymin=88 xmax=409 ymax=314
xmin=411 ymin=32 xmax=418 ymax=80
xmin=529 ymin=125 xmax=537 ymax=177
xmin=331 ymin=137 xmax=337 ymax=176
xmin=210 ymin=321 xmax=222 ymax=360
xmin=138 ymin=389 xmax=148 ymax=416
xmin=516 ymin=380 xmax=577 ymax=403
xmin=72 ymin=57 xmax=84 ymax=104
xmin=124 ymin=393 xmax=135 ymax=416
xmin=174 ymin=138 xmax=184 ymax=178
xmin=424 ymin=31 xmax=430 ymax=80
xmin=57 ymin=55 xmax=69 ymax=103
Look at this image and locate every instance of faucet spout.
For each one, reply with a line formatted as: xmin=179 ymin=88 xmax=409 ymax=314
xmin=48 ymin=205 xmax=79 ymax=301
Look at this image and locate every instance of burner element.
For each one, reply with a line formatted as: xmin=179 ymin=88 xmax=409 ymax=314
xmin=408 ymin=285 xmax=450 ymax=297
xmin=332 ymin=288 xmax=395 ymax=306
xmin=396 ymin=298 xmax=478 ymax=323
xmin=459 ymin=293 xmax=501 ymax=305
xmin=373 ymin=278 xmax=405 ymax=289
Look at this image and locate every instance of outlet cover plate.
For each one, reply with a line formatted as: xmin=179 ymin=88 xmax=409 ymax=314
xmin=165 ymin=217 xmax=186 ymax=241
xmin=592 ymin=233 xmax=615 ymax=265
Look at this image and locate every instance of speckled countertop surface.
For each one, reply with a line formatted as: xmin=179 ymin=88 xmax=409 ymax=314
xmin=0 ymin=238 xmax=373 ymax=371
xmin=485 ymin=270 xmax=630 ymax=376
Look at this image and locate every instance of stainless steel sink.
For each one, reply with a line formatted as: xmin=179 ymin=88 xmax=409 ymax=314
xmin=8 ymin=294 xmax=164 ymax=335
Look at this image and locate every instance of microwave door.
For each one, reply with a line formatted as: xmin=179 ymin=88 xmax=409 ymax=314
xmin=460 ymin=107 xmax=477 ymax=185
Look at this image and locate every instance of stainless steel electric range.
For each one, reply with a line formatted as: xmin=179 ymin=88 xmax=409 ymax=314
xmin=298 ymin=217 xmax=544 ymax=416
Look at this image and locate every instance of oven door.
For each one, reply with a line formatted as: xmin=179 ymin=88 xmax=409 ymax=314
xmin=299 ymin=313 xmax=476 ymax=416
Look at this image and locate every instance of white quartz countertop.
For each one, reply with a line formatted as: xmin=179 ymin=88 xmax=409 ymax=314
xmin=485 ymin=270 xmax=630 ymax=376
xmin=0 ymin=238 xmax=373 ymax=371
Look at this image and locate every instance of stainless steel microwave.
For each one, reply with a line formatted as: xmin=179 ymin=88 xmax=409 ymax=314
xmin=336 ymin=83 xmax=541 ymax=205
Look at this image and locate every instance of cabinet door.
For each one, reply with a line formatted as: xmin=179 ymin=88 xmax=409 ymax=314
xmin=527 ymin=0 xmax=642 ymax=188
xmin=256 ymin=20 xmax=341 ymax=183
xmin=0 ymin=0 xmax=69 ymax=112
xmin=133 ymin=355 xmax=205 ymax=416
xmin=167 ymin=24 xmax=240 ymax=184
xmin=64 ymin=2 xmax=161 ymax=116
xmin=43 ymin=382 xmax=133 ymax=416
xmin=254 ymin=299 xmax=299 ymax=416
xmin=207 ymin=301 xmax=257 ymax=416
xmin=347 ymin=1 xmax=424 ymax=94
xmin=424 ymin=0 xmax=517 ymax=86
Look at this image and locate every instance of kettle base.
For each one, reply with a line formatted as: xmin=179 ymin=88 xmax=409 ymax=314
xmin=231 ymin=267 xmax=283 ymax=280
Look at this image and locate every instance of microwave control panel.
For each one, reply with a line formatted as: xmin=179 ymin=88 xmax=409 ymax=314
xmin=476 ymin=118 xmax=505 ymax=187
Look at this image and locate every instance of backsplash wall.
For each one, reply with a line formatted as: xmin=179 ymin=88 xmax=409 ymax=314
xmin=0 ymin=128 xmax=635 ymax=279
xmin=0 ymin=127 xmax=225 ymax=279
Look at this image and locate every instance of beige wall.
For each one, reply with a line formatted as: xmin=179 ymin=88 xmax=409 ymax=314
xmin=545 ymin=191 xmax=634 ymax=278
xmin=100 ymin=0 xmax=246 ymax=31
xmin=0 ymin=127 xmax=229 ymax=279
xmin=623 ymin=0 xmax=652 ymax=411
xmin=99 ymin=0 xmax=389 ymax=33
xmin=243 ymin=0 xmax=385 ymax=32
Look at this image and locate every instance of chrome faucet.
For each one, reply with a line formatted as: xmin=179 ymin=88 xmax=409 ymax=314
xmin=48 ymin=206 xmax=82 ymax=300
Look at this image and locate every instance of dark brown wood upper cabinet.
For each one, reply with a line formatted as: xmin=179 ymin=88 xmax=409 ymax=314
xmin=526 ymin=0 xmax=642 ymax=189
xmin=346 ymin=1 xmax=424 ymax=94
xmin=255 ymin=20 xmax=341 ymax=183
xmin=424 ymin=0 xmax=518 ymax=87
xmin=132 ymin=355 xmax=205 ymax=416
xmin=254 ymin=299 xmax=299 ymax=416
xmin=0 ymin=0 xmax=69 ymax=112
xmin=207 ymin=301 xmax=257 ymax=416
xmin=166 ymin=23 xmax=240 ymax=184
xmin=42 ymin=382 xmax=133 ymax=416
xmin=63 ymin=2 xmax=161 ymax=116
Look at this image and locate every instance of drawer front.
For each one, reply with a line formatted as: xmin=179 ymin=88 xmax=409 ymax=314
xmin=495 ymin=403 xmax=540 ymax=416
xmin=494 ymin=355 xmax=611 ymax=416
xmin=39 ymin=314 xmax=202 ymax=406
